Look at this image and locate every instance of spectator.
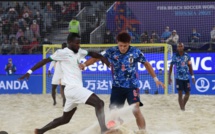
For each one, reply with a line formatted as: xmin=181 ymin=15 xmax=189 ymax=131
xmin=8 ymin=38 xmax=20 ymax=54
xmin=210 ymin=26 xmax=215 ymax=42
xmin=150 ymin=31 xmax=160 ymax=43
xmin=68 ymin=16 xmax=81 ymax=36
xmin=10 ymin=21 xmax=19 ymax=35
xmin=22 ymin=10 xmax=31 ymax=25
xmin=104 ymin=29 xmax=114 ymax=44
xmin=30 ymin=20 xmax=40 ymax=38
xmin=189 ymin=28 xmax=201 ymax=43
xmin=166 ymin=30 xmax=179 ymax=45
xmin=16 ymin=28 xmax=24 ymax=40
xmin=160 ymin=26 xmax=171 ymax=43
xmin=140 ymin=31 xmax=150 ymax=43
xmin=28 ymin=37 xmax=39 ymax=53
xmin=34 ymin=10 xmax=43 ymax=25
xmin=34 ymin=10 xmax=44 ymax=37
xmin=42 ymin=38 xmax=52 ymax=44
xmin=18 ymin=18 xmax=26 ymax=31
xmin=2 ymin=19 xmax=11 ymax=39
xmin=1 ymin=38 xmax=11 ymax=54
xmin=7 ymin=8 xmax=18 ymax=24
xmin=24 ymin=26 xmax=34 ymax=42
xmin=5 ymin=58 xmax=16 ymax=75
xmin=18 ymin=36 xmax=26 ymax=46
xmin=15 ymin=2 xmax=21 ymax=15
xmin=53 ymin=2 xmax=62 ymax=21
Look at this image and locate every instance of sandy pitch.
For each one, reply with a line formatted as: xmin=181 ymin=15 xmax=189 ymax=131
xmin=0 ymin=94 xmax=215 ymax=134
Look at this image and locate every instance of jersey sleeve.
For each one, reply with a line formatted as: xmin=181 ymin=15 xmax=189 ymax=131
xmin=136 ymin=49 xmax=147 ymax=64
xmin=48 ymin=61 xmax=55 ymax=71
xmin=100 ymin=47 xmax=113 ymax=59
xmin=49 ymin=49 xmax=67 ymax=61
xmin=170 ymin=54 xmax=176 ymax=65
xmin=79 ymin=48 xmax=88 ymax=59
xmin=187 ymin=54 xmax=191 ymax=61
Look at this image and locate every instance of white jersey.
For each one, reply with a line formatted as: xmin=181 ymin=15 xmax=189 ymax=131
xmin=50 ymin=47 xmax=88 ymax=86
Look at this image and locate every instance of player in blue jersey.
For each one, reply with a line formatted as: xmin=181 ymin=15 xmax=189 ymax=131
xmin=169 ymin=42 xmax=195 ymax=111
xmin=79 ymin=32 xmax=165 ymax=131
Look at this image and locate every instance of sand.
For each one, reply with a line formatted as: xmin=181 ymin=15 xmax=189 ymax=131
xmin=0 ymin=94 xmax=215 ymax=134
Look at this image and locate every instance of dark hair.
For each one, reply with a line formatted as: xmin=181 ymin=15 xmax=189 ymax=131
xmin=62 ymin=42 xmax=67 ymax=48
xmin=67 ymin=33 xmax=80 ymax=43
xmin=116 ymin=32 xmax=131 ymax=43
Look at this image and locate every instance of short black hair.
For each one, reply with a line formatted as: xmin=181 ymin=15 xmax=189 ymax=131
xmin=62 ymin=42 xmax=67 ymax=48
xmin=116 ymin=32 xmax=131 ymax=43
xmin=67 ymin=33 xmax=80 ymax=43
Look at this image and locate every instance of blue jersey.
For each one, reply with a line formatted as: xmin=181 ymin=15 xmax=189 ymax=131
xmin=102 ymin=46 xmax=147 ymax=88
xmin=171 ymin=52 xmax=191 ymax=80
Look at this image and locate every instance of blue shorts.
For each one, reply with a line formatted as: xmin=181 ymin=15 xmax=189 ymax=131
xmin=109 ymin=86 xmax=143 ymax=109
xmin=176 ymin=79 xmax=191 ymax=93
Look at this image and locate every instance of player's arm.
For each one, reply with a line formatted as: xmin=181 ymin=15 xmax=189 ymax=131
xmin=87 ymin=51 xmax=110 ymax=67
xmin=48 ymin=61 xmax=55 ymax=77
xmin=79 ymin=49 xmax=110 ymax=70
xmin=168 ymin=64 xmax=173 ymax=85
xmin=144 ymin=61 xmax=164 ymax=88
xmin=83 ymin=58 xmax=99 ymax=67
xmin=18 ymin=58 xmax=52 ymax=80
xmin=187 ymin=59 xmax=195 ymax=83
xmin=143 ymin=62 xmax=157 ymax=80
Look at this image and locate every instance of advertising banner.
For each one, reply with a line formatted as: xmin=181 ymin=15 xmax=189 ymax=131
xmin=0 ymin=75 xmax=42 ymax=94
xmin=1 ymin=74 xmax=214 ymax=95
xmin=175 ymin=74 xmax=215 ymax=95
xmin=1 ymin=53 xmax=214 ymax=75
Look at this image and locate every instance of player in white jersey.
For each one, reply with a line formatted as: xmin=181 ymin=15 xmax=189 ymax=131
xmin=18 ymin=33 xmax=118 ymax=134
xmin=48 ymin=43 xmax=67 ymax=106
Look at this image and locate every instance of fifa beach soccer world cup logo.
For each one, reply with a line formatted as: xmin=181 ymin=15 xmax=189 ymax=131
xmin=195 ymin=77 xmax=210 ymax=93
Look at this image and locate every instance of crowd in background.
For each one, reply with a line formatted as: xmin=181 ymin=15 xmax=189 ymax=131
xmin=0 ymin=1 xmax=81 ymax=54
xmin=104 ymin=26 xmax=215 ymax=49
xmin=1 ymin=1 xmax=215 ymax=55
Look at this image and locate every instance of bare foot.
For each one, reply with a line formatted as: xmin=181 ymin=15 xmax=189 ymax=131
xmin=0 ymin=131 xmax=9 ymax=134
xmin=53 ymin=101 xmax=56 ymax=106
xmin=34 ymin=129 xmax=43 ymax=134
xmin=103 ymin=128 xmax=121 ymax=134
xmin=135 ymin=129 xmax=147 ymax=134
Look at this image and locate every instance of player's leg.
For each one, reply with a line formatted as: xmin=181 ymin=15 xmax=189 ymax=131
xmin=183 ymin=80 xmax=191 ymax=110
xmin=106 ymin=87 xmax=127 ymax=129
xmin=51 ymin=84 xmax=58 ymax=105
xmin=34 ymin=108 xmax=77 ymax=134
xmin=60 ymin=85 xmax=66 ymax=107
xmin=127 ymin=88 xmax=145 ymax=130
xmin=176 ymin=79 xmax=184 ymax=110
xmin=85 ymin=93 xmax=109 ymax=133
xmin=109 ymin=86 xmax=127 ymax=109
xmin=35 ymin=86 xmax=78 ymax=134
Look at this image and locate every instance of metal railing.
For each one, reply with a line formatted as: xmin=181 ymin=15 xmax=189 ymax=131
xmin=90 ymin=22 xmax=106 ymax=44
xmin=89 ymin=2 xmax=116 ymax=44
xmin=76 ymin=7 xmax=87 ymax=34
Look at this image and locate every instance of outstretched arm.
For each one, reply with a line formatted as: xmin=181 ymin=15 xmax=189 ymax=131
xmin=144 ymin=61 xmax=165 ymax=88
xmin=18 ymin=58 xmax=52 ymax=80
xmin=87 ymin=51 xmax=110 ymax=67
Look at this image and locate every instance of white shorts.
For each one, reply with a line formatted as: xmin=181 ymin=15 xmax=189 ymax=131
xmin=51 ymin=72 xmax=65 ymax=85
xmin=51 ymin=63 xmax=65 ymax=85
xmin=63 ymin=85 xmax=94 ymax=112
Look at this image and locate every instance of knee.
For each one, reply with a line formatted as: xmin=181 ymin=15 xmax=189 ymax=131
xmin=95 ymin=99 xmax=104 ymax=109
xmin=132 ymin=104 xmax=142 ymax=117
